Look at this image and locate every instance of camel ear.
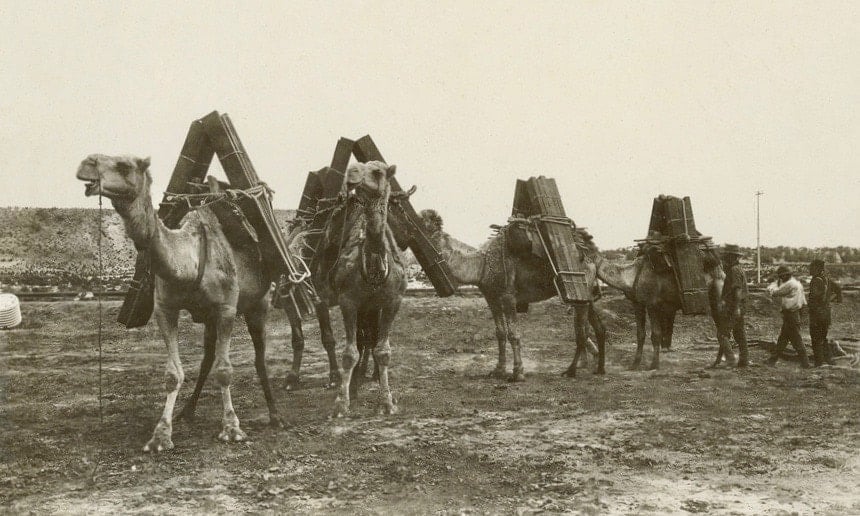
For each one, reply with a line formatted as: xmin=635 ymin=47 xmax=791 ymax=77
xmin=386 ymin=164 xmax=397 ymax=178
xmin=137 ymin=157 xmax=151 ymax=172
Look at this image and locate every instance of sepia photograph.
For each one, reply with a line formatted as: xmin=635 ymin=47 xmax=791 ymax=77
xmin=1 ymin=1 xmax=859 ymax=514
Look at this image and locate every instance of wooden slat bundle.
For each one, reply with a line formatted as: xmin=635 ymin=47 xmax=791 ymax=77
xmin=118 ymin=119 xmax=215 ymax=328
xmin=647 ymin=195 xmax=709 ymax=315
xmin=330 ymin=137 xmax=354 ymax=174
xmin=303 ymin=167 xmax=344 ymax=267
xmin=511 ymin=179 xmax=531 ymax=217
xmin=519 ymin=176 xmax=591 ymax=303
xmin=296 ymin=171 xmax=324 ymax=223
xmin=200 ymin=111 xmax=315 ymax=319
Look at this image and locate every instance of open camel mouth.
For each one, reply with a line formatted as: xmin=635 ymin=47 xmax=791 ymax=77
xmin=83 ymin=180 xmax=100 ymax=197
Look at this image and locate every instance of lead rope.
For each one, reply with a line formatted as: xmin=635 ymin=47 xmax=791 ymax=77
xmin=91 ymin=192 xmax=105 ymax=484
xmin=97 ymin=194 xmax=104 ymax=424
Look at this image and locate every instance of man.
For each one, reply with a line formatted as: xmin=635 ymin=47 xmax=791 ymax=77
xmin=808 ymin=259 xmax=843 ymax=367
xmin=766 ymin=265 xmax=811 ymax=368
xmin=712 ymin=244 xmax=749 ymax=368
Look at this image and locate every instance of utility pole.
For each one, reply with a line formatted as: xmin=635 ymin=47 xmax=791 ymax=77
xmin=755 ymin=190 xmax=764 ymax=283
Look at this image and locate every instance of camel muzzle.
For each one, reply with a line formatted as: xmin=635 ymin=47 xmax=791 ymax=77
xmin=76 ymin=164 xmax=101 ymax=197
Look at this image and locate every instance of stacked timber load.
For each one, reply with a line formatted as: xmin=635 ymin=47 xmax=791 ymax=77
xmin=200 ymin=111 xmax=315 ymax=319
xmin=511 ymin=177 xmax=592 ymax=303
xmin=642 ymin=195 xmax=711 ymax=315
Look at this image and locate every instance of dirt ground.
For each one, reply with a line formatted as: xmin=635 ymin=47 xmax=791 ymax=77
xmin=1 ymin=292 xmax=858 ymax=515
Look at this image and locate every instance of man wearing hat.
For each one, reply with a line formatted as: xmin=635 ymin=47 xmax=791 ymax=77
xmin=711 ymin=244 xmax=749 ymax=367
xmin=808 ymin=259 xmax=843 ymax=366
xmin=766 ymin=265 xmax=811 ymax=368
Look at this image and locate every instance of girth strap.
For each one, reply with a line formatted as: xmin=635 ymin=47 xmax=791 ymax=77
xmin=193 ymin=223 xmax=208 ymax=289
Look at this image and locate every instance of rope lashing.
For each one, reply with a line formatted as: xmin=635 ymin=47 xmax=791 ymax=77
xmin=161 ymin=183 xmax=275 ymax=212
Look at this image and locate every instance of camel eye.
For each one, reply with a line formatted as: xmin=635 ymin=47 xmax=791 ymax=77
xmin=115 ymin=161 xmax=132 ymax=175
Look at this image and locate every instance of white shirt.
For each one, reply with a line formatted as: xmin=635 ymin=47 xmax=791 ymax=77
xmin=767 ymin=277 xmax=806 ymax=311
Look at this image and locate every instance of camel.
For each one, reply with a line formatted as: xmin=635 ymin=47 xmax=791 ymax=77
xmin=420 ymin=210 xmax=606 ymax=381
xmin=316 ymin=161 xmax=407 ymax=417
xmin=276 ymin=190 xmax=392 ymax=392
xmin=581 ymin=243 xmax=727 ymax=370
xmin=76 ymin=154 xmax=283 ymax=452
xmin=278 ymin=226 xmax=340 ymax=390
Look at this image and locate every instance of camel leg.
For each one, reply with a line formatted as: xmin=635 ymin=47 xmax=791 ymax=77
xmin=709 ymin=312 xmax=727 ymax=368
xmin=179 ymin=320 xmax=216 ymax=422
xmin=316 ymin=301 xmax=341 ymax=388
xmin=589 ymin=304 xmax=607 ymax=375
xmin=374 ymin=298 xmax=401 ymax=415
xmin=143 ymin=306 xmax=183 ymax=452
xmin=246 ymin=298 xmax=284 ymax=428
xmin=563 ymin=304 xmax=589 ymax=377
xmin=284 ymin=302 xmax=304 ymax=391
xmin=661 ymin=312 xmax=675 ymax=351
xmin=332 ymin=300 xmax=359 ymax=418
xmin=647 ymin=308 xmax=662 ymax=370
xmin=631 ymin=304 xmax=647 ymax=370
xmin=486 ymin=297 xmax=508 ymax=378
xmin=501 ymin=294 xmax=525 ymax=382
xmin=213 ymin=306 xmax=245 ymax=442
xmin=350 ymin=308 xmax=377 ymax=401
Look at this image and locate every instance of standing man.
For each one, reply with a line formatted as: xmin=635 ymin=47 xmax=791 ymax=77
xmin=808 ymin=259 xmax=843 ymax=367
xmin=712 ymin=244 xmax=749 ymax=368
xmin=766 ymin=265 xmax=811 ymax=368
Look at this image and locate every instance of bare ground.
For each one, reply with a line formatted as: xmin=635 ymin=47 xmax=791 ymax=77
xmin=1 ymin=293 xmax=859 ymax=515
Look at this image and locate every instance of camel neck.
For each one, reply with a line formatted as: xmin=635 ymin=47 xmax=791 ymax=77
xmin=113 ymin=190 xmax=158 ymax=250
xmin=363 ymin=197 xmax=388 ymax=256
xmin=113 ymin=190 xmax=195 ymax=283
xmin=440 ymin=246 xmax=484 ymax=287
xmin=594 ymin=254 xmax=639 ymax=294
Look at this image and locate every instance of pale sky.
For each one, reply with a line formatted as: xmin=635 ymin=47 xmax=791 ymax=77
xmin=2 ymin=1 xmax=858 ymax=249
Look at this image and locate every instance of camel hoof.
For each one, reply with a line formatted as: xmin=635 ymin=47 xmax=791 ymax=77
xmin=488 ymin=367 xmax=507 ymax=379
xmin=508 ymin=371 xmax=526 ymax=383
xmin=269 ymin=416 xmax=286 ymax=429
xmin=593 ymin=368 xmax=606 ymax=376
xmin=648 ymin=363 xmax=659 ymax=371
xmin=332 ymin=397 xmax=350 ymax=418
xmin=562 ymin=368 xmax=576 ymax=378
xmin=628 ymin=363 xmax=641 ymax=371
xmin=327 ymin=372 xmax=342 ymax=389
xmin=285 ymin=372 xmax=301 ymax=391
xmin=143 ymin=433 xmax=174 ymax=453
xmin=218 ymin=424 xmax=246 ymax=443
xmin=377 ymin=403 xmax=398 ymax=416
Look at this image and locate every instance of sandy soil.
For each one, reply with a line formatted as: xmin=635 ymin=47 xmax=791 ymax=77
xmin=1 ymin=292 xmax=858 ymax=515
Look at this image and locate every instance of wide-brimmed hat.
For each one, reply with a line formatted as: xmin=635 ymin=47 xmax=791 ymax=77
xmin=776 ymin=265 xmax=792 ymax=276
xmin=721 ymin=244 xmax=743 ymax=256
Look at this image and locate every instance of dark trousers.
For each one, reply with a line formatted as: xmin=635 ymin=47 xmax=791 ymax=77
xmin=772 ymin=309 xmax=809 ymax=366
xmin=719 ymin=309 xmax=748 ymax=363
xmin=809 ymin=313 xmax=832 ymax=366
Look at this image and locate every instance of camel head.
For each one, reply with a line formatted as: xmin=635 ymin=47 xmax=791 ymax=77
xmin=573 ymin=228 xmax=600 ymax=260
xmin=346 ymin=161 xmax=396 ymax=201
xmin=76 ymin=154 xmax=152 ymax=206
xmin=419 ymin=209 xmax=454 ymax=252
